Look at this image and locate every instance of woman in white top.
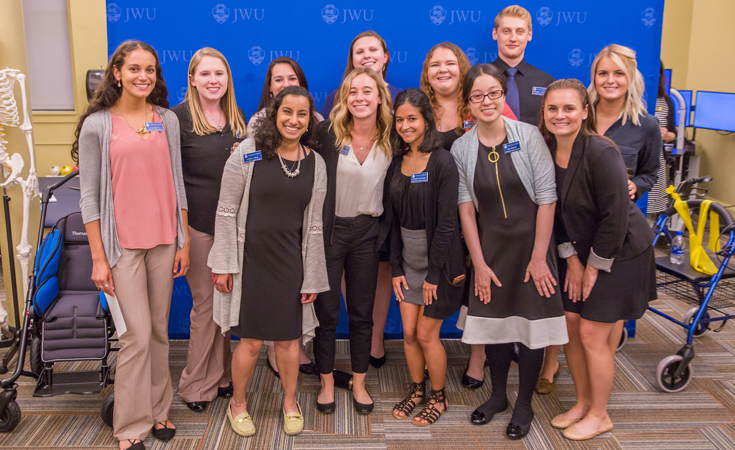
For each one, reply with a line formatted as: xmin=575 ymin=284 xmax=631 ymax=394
xmin=312 ymin=68 xmax=393 ymax=415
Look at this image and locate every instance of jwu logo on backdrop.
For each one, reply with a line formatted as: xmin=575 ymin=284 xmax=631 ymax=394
xmin=429 ymin=5 xmax=481 ymax=25
xmin=106 ymin=3 xmax=156 ymax=23
xmin=177 ymin=88 xmax=188 ymax=103
xmin=535 ymin=7 xmax=587 ymax=27
xmin=641 ymin=8 xmax=657 ymax=27
xmin=160 ymin=50 xmax=195 ymax=64
xmin=212 ymin=3 xmax=264 ymax=24
xmin=568 ymin=49 xmax=584 ymax=68
xmin=321 ymin=4 xmax=373 ymax=24
xmin=246 ymin=47 xmax=300 ymax=66
xmin=464 ymin=48 xmax=497 ymax=65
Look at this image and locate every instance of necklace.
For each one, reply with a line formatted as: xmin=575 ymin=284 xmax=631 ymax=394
xmin=205 ymin=110 xmax=224 ymax=129
xmin=277 ymin=144 xmax=302 ymax=178
xmin=119 ymin=104 xmax=150 ymax=137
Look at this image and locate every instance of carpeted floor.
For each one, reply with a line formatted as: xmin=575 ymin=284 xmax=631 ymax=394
xmin=2 ymin=287 xmax=735 ymax=449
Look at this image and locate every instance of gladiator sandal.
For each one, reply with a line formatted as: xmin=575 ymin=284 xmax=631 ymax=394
xmin=412 ymin=388 xmax=447 ymax=426
xmin=392 ymin=381 xmax=425 ymax=420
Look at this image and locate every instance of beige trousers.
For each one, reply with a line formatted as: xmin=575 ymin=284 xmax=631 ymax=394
xmin=177 ymin=227 xmax=232 ymax=402
xmin=111 ymin=243 xmax=176 ymax=441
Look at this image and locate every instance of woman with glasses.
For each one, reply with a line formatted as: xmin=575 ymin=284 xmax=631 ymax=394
xmin=451 ymin=64 xmax=567 ymax=440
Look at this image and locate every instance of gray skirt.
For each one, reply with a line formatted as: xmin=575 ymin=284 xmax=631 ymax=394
xmin=401 ymin=227 xmax=428 ymax=306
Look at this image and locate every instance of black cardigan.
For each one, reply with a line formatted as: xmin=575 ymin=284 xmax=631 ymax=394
xmin=553 ymin=134 xmax=654 ymax=268
xmin=314 ymin=120 xmax=390 ymax=250
xmin=385 ymin=148 xmax=465 ymax=319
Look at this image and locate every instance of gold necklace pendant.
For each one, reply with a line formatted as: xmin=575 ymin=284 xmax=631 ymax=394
xmin=135 ymin=127 xmax=151 ymax=137
xmin=487 ymin=146 xmax=500 ymax=163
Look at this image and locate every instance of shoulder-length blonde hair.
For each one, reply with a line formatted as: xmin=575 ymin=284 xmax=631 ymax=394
xmin=420 ymin=42 xmax=471 ymax=133
xmin=330 ymin=68 xmax=392 ymax=157
xmin=185 ymin=47 xmax=247 ymax=137
xmin=588 ymin=44 xmax=646 ymax=126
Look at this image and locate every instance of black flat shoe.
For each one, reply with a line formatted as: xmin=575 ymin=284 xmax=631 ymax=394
xmin=186 ymin=401 xmax=208 ymax=412
xmin=316 ymin=400 xmax=336 ymax=414
xmin=470 ymin=398 xmax=508 ymax=425
xmin=461 ymin=363 xmax=484 ymax=390
xmin=122 ymin=439 xmax=145 ymax=450
xmin=353 ymin=395 xmax=374 ymax=415
xmin=369 ymin=354 xmax=386 ymax=369
xmin=151 ymin=421 xmax=176 ymax=441
xmin=299 ymin=362 xmax=320 ymax=376
xmin=506 ymin=411 xmax=534 ymax=440
xmin=266 ymin=358 xmax=280 ymax=379
xmin=217 ymin=382 xmax=233 ymax=398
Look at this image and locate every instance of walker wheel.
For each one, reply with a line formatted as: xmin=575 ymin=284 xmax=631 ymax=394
xmin=101 ymin=393 xmax=114 ymax=428
xmin=0 ymin=400 xmax=21 ymax=433
xmin=683 ymin=307 xmax=709 ymax=338
xmin=656 ymin=355 xmax=693 ymax=393
xmin=30 ymin=336 xmax=43 ymax=376
xmin=617 ymin=327 xmax=628 ymax=352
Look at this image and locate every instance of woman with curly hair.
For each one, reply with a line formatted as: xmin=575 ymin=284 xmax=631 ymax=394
xmin=209 ymin=86 xmax=329 ymax=437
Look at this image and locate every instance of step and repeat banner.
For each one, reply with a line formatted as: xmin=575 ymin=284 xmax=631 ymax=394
xmin=106 ymin=0 xmax=664 ymax=339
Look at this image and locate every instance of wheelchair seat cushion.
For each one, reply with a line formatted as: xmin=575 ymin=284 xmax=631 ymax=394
xmin=41 ymin=291 xmax=108 ymax=363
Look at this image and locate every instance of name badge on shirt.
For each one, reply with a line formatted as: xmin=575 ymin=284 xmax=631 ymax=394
xmin=340 ymin=146 xmax=350 ymax=155
xmin=503 ymin=141 xmax=521 ymax=154
xmin=531 ymin=87 xmax=547 ymax=96
xmin=243 ymin=151 xmax=262 ymax=163
xmin=463 ymin=120 xmax=477 ymax=131
xmin=144 ymin=122 xmax=164 ymax=132
xmin=411 ymin=173 xmax=428 ymax=183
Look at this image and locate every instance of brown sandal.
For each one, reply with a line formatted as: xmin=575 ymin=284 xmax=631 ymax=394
xmin=393 ymin=381 xmax=425 ymax=420
xmin=412 ymin=388 xmax=447 ymax=426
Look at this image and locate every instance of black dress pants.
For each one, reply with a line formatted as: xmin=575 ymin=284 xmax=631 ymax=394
xmin=313 ymin=215 xmax=380 ymax=375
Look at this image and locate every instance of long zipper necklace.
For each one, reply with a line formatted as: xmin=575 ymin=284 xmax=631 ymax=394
xmin=488 ymin=146 xmax=508 ymax=219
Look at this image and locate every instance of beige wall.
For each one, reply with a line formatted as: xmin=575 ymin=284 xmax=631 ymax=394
xmin=662 ymin=0 xmax=735 ymax=205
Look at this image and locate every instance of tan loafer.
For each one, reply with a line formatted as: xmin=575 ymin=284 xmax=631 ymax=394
xmin=283 ymin=402 xmax=304 ymax=435
xmin=563 ymin=416 xmax=613 ymax=441
xmin=551 ymin=413 xmax=582 ymax=429
xmin=535 ymin=364 xmax=562 ymax=394
xmin=227 ymin=402 xmax=256 ymax=437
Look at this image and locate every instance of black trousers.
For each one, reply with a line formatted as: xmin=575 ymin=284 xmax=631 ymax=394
xmin=313 ymin=215 xmax=380 ymax=375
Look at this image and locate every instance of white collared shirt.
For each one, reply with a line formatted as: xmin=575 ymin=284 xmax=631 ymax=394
xmin=335 ymin=141 xmax=392 ymax=218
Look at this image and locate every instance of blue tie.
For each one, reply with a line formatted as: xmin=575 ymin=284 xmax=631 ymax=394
xmin=505 ymin=67 xmax=520 ymax=119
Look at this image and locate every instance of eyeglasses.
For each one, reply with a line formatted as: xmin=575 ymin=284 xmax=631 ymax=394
xmin=468 ymin=90 xmax=504 ymax=103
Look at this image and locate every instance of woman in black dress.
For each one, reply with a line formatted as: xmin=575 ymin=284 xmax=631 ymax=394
xmin=540 ymin=80 xmax=655 ymax=440
xmin=386 ymin=89 xmax=464 ymax=425
xmin=451 ymin=64 xmax=567 ymax=440
xmin=209 ymin=86 xmax=329 ymax=437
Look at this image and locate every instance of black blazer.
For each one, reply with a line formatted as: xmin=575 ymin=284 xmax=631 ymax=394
xmin=314 ymin=120 xmax=390 ymax=250
xmin=553 ymin=134 xmax=653 ymax=267
xmin=384 ymin=149 xmax=465 ymax=319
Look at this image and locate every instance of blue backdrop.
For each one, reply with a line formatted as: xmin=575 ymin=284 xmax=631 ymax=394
xmin=106 ymin=0 xmax=665 ymax=339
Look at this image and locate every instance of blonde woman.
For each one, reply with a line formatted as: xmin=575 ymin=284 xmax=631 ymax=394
xmin=313 ymin=67 xmax=393 ymax=415
xmin=170 ymin=47 xmax=246 ymax=412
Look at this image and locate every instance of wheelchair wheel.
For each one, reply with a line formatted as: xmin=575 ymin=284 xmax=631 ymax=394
xmin=30 ymin=335 xmax=43 ymax=376
xmin=0 ymin=400 xmax=21 ymax=432
xmin=616 ymin=327 xmax=628 ymax=352
xmin=101 ymin=394 xmax=114 ymax=428
xmin=683 ymin=307 xmax=709 ymax=338
xmin=656 ymin=355 xmax=693 ymax=393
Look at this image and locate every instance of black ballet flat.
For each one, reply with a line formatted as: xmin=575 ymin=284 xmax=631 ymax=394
xmin=461 ymin=363 xmax=484 ymax=390
xmin=316 ymin=399 xmax=336 ymax=414
xmin=470 ymin=398 xmax=508 ymax=425
xmin=299 ymin=362 xmax=320 ymax=376
xmin=266 ymin=358 xmax=281 ymax=379
xmin=217 ymin=382 xmax=233 ymax=398
xmin=353 ymin=395 xmax=374 ymax=415
xmin=369 ymin=354 xmax=386 ymax=369
xmin=506 ymin=411 xmax=534 ymax=440
xmin=151 ymin=421 xmax=176 ymax=441
xmin=186 ymin=401 xmax=208 ymax=412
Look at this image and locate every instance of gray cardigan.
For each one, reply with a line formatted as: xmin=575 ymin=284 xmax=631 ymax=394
xmin=207 ymin=138 xmax=330 ymax=338
xmin=78 ymin=107 xmax=188 ymax=268
xmin=450 ymin=116 xmax=557 ymax=208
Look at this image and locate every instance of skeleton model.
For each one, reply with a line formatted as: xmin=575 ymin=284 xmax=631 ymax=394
xmin=0 ymin=68 xmax=39 ymax=305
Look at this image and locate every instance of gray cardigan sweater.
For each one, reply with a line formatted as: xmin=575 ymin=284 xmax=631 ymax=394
xmin=450 ymin=116 xmax=557 ymax=208
xmin=78 ymin=107 xmax=188 ymax=268
xmin=207 ymin=138 xmax=330 ymax=338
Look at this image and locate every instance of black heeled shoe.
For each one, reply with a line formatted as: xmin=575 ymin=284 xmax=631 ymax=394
xmin=353 ymin=392 xmax=374 ymax=415
xmin=123 ymin=439 xmax=145 ymax=450
xmin=470 ymin=397 xmax=508 ymax=425
xmin=299 ymin=361 xmax=320 ymax=376
xmin=186 ymin=401 xmax=208 ymax=412
xmin=506 ymin=411 xmax=534 ymax=440
xmin=369 ymin=354 xmax=386 ymax=369
xmin=217 ymin=382 xmax=233 ymax=398
xmin=461 ymin=363 xmax=484 ymax=389
xmin=151 ymin=420 xmax=176 ymax=441
xmin=266 ymin=358 xmax=280 ymax=379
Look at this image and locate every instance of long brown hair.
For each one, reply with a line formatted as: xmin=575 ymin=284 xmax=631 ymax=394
xmin=185 ymin=47 xmax=247 ymax=137
xmin=329 ymin=68 xmax=392 ymax=157
xmin=420 ymin=42 xmax=471 ymax=134
xmin=71 ymin=40 xmax=168 ymax=162
xmin=257 ymin=57 xmax=309 ymax=111
xmin=539 ymin=78 xmax=601 ymax=143
xmin=342 ymin=31 xmax=390 ymax=80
